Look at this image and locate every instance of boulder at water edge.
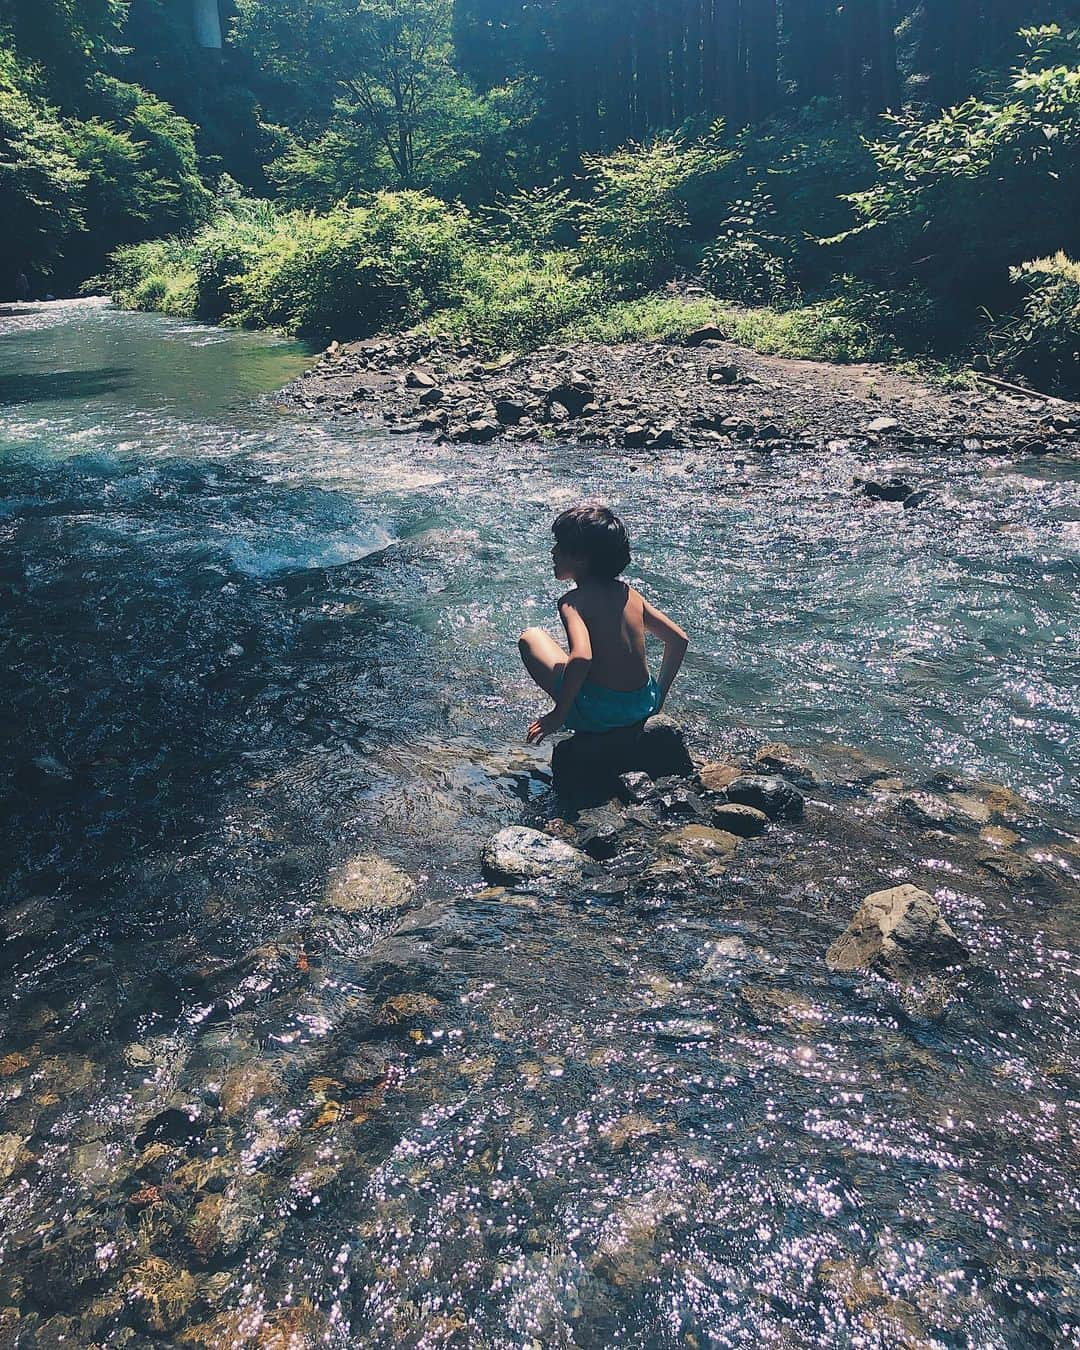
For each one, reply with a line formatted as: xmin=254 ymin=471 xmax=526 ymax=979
xmin=724 ymin=774 xmax=805 ymax=821
xmin=827 ymin=884 xmax=969 ymax=982
xmin=551 ymin=715 xmax=694 ymax=801
xmin=481 ymin=826 xmax=590 ymax=885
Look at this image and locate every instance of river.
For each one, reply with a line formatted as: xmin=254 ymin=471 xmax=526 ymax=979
xmin=0 ymin=299 xmax=1078 ymax=1346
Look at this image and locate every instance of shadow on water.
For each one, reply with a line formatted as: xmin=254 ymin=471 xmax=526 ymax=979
xmin=0 ymin=366 xmax=134 ymax=404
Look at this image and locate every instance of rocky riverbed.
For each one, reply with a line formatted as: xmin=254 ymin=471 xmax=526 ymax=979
xmin=2 ymin=301 xmax=1078 ymax=1347
xmin=2 ymin=720 xmax=1077 ymax=1346
xmin=282 ymin=327 xmax=1080 ymax=458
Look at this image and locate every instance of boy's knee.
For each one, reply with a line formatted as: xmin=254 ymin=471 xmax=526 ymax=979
xmin=518 ymin=627 xmax=541 ymax=651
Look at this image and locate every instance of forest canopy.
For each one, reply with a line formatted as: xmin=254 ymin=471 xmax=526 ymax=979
xmin=2 ymin=2 xmax=1078 ymax=391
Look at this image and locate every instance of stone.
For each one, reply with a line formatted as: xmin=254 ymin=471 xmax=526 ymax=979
xmin=575 ymin=806 xmax=629 ymax=861
xmin=866 ymin=416 xmax=900 ymax=434
xmin=324 ymin=855 xmax=416 ymax=913
xmin=898 ymin=790 xmax=955 ymax=830
xmin=551 ymin=716 xmax=694 ymax=800
xmin=753 ymin=741 xmax=816 ymax=785
xmin=708 ymin=363 xmax=740 ymax=384
xmin=856 ymin=476 xmax=914 ymax=502
xmin=481 ymin=827 xmax=589 ymax=885
xmin=417 ymin=386 xmax=444 ymax=406
xmin=126 ymin=1258 xmax=196 ymax=1335
xmin=405 ymin=368 xmax=437 ymax=389
xmin=547 ymin=378 xmax=594 ymax=417
xmin=646 ymin=425 xmax=676 ymax=449
xmin=657 ymin=825 xmax=739 ymax=864
xmin=827 ymin=884 xmax=969 ymax=982
xmin=464 ymin=418 xmax=500 ymax=443
xmin=495 ymin=398 xmax=526 ymax=425
xmin=697 ymin=762 xmax=741 ymax=794
xmin=903 ymin=489 xmax=934 ymax=510
xmin=617 ymin=771 xmax=654 ymax=804
xmin=711 ymin=802 xmax=768 ymax=837
xmin=623 ymin=424 xmax=649 ymax=447
xmin=725 ymin=774 xmax=804 ymax=821
xmin=653 ymin=781 xmax=708 ymax=821
xmin=756 ymin=423 xmax=783 ymax=441
xmin=979 ymin=825 xmax=1021 ymax=849
xmin=685 ymin=324 xmax=727 ymax=347
xmin=0 ymin=1133 xmax=26 ymax=1182
xmin=975 ymin=849 xmax=1044 ymax=887
xmin=187 ymin=1184 xmax=263 ymax=1265
xmin=219 ymin=1064 xmax=281 ymax=1119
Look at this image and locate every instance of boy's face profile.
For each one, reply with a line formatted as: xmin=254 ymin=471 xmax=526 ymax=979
xmin=551 ymin=541 xmax=582 ymax=582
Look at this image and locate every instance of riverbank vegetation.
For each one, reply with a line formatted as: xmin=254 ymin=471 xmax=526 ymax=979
xmin=4 ymin=4 xmax=1078 ymax=393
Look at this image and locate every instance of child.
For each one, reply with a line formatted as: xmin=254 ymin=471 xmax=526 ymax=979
xmin=519 ymin=504 xmax=689 ymax=744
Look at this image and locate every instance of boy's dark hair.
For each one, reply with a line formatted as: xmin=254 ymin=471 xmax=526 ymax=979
xmin=552 ymin=504 xmax=631 ymax=579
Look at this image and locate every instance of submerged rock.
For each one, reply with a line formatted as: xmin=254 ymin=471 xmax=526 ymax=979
xmin=126 ymin=1258 xmax=196 ymax=1335
xmin=657 ymin=825 xmax=739 ymax=865
xmin=550 ymin=715 xmax=693 ymax=800
xmin=324 ymin=854 xmax=416 ymax=913
xmin=827 ymin=884 xmax=969 ymax=982
xmin=724 ymin=774 xmax=804 ymax=821
xmin=753 ymin=741 xmax=817 ymax=785
xmin=481 ymin=826 xmax=589 ymax=885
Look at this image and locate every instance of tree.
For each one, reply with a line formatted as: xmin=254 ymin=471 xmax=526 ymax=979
xmin=235 ymin=0 xmax=467 ymax=187
xmin=0 ymin=45 xmax=86 ymax=272
xmin=192 ymin=0 xmax=223 ymax=48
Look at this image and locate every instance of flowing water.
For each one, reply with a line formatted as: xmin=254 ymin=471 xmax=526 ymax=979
xmin=1 ymin=299 xmax=1078 ymax=1347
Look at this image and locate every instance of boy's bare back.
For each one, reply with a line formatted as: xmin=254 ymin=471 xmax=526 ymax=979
xmin=560 ymin=580 xmax=677 ymax=692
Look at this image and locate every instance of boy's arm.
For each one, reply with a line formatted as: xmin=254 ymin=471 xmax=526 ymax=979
xmin=641 ymin=594 xmax=689 ymax=708
xmin=527 ymin=598 xmax=592 ymax=743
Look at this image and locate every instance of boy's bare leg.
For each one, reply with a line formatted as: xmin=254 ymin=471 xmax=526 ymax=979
xmin=518 ymin=627 xmax=567 ymax=699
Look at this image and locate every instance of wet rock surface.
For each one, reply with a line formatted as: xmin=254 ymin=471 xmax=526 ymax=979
xmin=827 ymin=883 xmax=971 ymax=981
xmin=481 ymin=825 xmax=590 ymax=884
xmin=282 ymin=330 xmax=1080 ymax=456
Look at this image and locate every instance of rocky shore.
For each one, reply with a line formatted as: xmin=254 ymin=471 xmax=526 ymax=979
xmin=282 ymin=327 xmax=1080 ymax=457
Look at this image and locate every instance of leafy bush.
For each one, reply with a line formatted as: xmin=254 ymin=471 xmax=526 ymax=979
xmin=579 ymin=128 xmax=736 ymax=292
xmin=991 ymin=252 xmax=1080 ymax=394
xmin=107 ymin=190 xmax=474 ymax=343
xmin=701 ymin=190 xmax=796 ymax=306
xmin=834 ymin=26 xmax=1080 ymax=303
xmin=429 ymin=246 xmax=605 ymax=351
xmin=0 ymin=46 xmax=86 ymax=270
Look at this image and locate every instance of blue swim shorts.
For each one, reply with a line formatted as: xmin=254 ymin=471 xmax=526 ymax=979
xmin=554 ymin=672 xmax=661 ymax=735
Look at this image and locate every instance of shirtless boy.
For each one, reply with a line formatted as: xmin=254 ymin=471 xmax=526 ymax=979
xmin=519 ymin=504 xmax=689 ymax=744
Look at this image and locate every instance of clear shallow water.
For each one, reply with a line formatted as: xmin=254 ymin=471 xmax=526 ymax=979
xmin=0 ymin=299 xmax=1078 ymax=1347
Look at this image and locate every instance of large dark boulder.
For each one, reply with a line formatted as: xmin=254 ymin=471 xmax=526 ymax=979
xmin=724 ymin=774 xmax=804 ymax=821
xmin=551 ymin=716 xmax=693 ymax=803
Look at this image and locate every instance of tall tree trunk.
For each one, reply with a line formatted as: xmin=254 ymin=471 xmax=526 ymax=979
xmin=192 ymin=0 xmax=223 ymax=50
xmin=875 ymin=0 xmax=901 ymax=111
xmin=746 ymin=0 xmax=779 ymax=122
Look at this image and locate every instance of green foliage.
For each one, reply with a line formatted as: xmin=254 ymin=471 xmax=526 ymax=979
xmin=108 ymin=190 xmax=474 ymax=344
xmin=701 ymin=190 xmax=796 ymax=306
xmin=991 ymin=252 xmax=1080 ymax=394
xmin=0 ymin=46 xmax=86 ymax=267
xmin=235 ymin=0 xmax=490 ymax=192
xmin=430 ymin=246 xmax=605 ymax=350
xmin=579 ymin=128 xmax=736 ymax=292
xmin=70 ymin=78 xmax=211 ymax=267
xmin=835 ymin=26 xmax=1080 ymax=297
xmin=481 ymin=181 xmax=580 ymax=251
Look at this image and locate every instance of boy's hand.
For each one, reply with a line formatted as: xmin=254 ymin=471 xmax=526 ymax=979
xmin=527 ymin=710 xmax=564 ymax=744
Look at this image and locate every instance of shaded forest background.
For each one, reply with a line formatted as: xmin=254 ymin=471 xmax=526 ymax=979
xmin=3 ymin=2 xmax=1079 ymax=390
